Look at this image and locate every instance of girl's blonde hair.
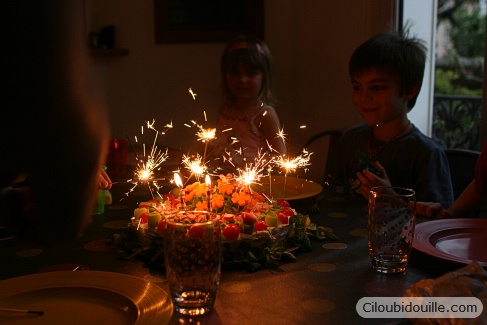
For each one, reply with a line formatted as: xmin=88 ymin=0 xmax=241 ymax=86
xmin=220 ymin=34 xmax=276 ymax=105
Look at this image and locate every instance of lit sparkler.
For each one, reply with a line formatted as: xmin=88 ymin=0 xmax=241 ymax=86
xmin=196 ymin=125 xmax=216 ymax=143
xmin=274 ymin=149 xmax=312 ymax=175
xmin=192 ymin=120 xmax=216 ymax=162
xmin=276 ymin=127 xmax=288 ymax=144
xmin=234 ymin=149 xmax=275 ymax=189
xmin=273 ymin=149 xmax=312 ymax=197
xmin=124 ymin=119 xmax=172 ymax=200
xmin=120 ymin=88 xmax=316 ymax=206
xmin=181 ymin=153 xmax=207 ymax=181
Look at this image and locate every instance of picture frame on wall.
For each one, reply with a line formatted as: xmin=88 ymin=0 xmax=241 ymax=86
xmin=154 ymin=0 xmax=264 ymax=43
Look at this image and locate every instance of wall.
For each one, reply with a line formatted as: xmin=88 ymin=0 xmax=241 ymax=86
xmin=86 ymin=0 xmax=395 ymax=182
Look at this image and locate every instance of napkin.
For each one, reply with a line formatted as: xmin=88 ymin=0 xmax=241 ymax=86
xmin=404 ymin=261 xmax=487 ymax=324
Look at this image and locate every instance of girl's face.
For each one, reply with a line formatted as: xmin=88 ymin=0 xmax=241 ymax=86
xmin=351 ymin=68 xmax=411 ymax=126
xmin=225 ymin=63 xmax=263 ymax=103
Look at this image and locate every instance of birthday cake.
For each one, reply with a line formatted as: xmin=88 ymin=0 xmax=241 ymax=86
xmin=114 ymin=174 xmax=337 ymax=272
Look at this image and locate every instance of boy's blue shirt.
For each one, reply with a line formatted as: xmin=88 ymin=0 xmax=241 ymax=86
xmin=334 ymin=123 xmax=454 ymax=208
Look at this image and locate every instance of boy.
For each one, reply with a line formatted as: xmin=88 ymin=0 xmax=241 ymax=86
xmin=332 ymin=32 xmax=454 ymax=208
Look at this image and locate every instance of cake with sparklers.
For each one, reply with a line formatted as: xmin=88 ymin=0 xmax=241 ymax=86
xmin=113 ymin=89 xmax=335 ymax=272
xmin=122 ymin=172 xmax=319 ymax=272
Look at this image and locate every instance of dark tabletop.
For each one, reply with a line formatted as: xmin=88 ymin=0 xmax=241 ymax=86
xmin=0 ymin=183 xmax=463 ymax=325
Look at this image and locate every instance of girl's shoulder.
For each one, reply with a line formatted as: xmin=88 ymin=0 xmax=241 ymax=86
xmin=252 ymin=104 xmax=277 ymax=120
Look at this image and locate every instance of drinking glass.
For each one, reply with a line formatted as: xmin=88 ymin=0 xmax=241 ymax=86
xmin=163 ymin=212 xmax=221 ymax=316
xmin=368 ymin=186 xmax=416 ymax=274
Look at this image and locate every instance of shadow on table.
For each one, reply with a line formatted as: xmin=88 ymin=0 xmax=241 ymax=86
xmin=410 ymin=249 xmax=467 ymax=277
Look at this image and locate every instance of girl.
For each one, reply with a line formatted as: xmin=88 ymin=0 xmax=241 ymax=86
xmin=216 ymin=34 xmax=286 ymax=167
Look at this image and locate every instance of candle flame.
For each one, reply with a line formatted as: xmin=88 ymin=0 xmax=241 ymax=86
xmin=174 ymin=173 xmax=183 ymax=188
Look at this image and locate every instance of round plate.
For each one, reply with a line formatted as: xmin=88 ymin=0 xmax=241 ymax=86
xmin=251 ymin=176 xmax=322 ymax=200
xmin=0 ymin=271 xmax=173 ymax=324
xmin=413 ymin=218 xmax=487 ymax=266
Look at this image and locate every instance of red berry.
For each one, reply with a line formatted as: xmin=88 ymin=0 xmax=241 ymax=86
xmin=254 ymin=220 xmax=268 ymax=231
xmin=242 ymin=212 xmax=257 ymax=225
xmin=222 ymin=223 xmax=240 ymax=239
xmin=282 ymin=208 xmax=294 ymax=217
xmin=277 ymin=199 xmax=290 ymax=208
xmin=156 ymin=218 xmax=166 ymax=232
xmin=163 ymin=194 xmax=175 ymax=201
xmin=278 ymin=212 xmax=289 ymax=225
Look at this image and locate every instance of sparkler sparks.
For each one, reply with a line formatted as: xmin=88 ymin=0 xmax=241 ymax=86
xmin=275 ymin=149 xmax=312 ymax=175
xmin=234 ymin=149 xmax=275 ymax=188
xmin=129 ymin=145 xmax=169 ymax=199
xmin=188 ymin=88 xmax=197 ymax=100
xmin=181 ymin=154 xmax=207 ymax=180
xmin=118 ymin=87 xmax=315 ymax=203
xmin=272 ymin=149 xmax=312 ymax=198
xmin=123 ymin=119 xmax=172 ymax=200
xmin=196 ymin=125 xmax=216 ymax=143
xmin=186 ymin=117 xmax=217 ymax=163
xmin=276 ymin=127 xmax=288 ymax=144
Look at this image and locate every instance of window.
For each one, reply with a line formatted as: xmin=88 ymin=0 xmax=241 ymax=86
xmin=402 ymin=0 xmax=486 ymax=151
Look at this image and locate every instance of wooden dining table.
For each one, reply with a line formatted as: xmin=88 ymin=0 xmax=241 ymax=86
xmin=0 ymin=182 xmax=464 ymax=325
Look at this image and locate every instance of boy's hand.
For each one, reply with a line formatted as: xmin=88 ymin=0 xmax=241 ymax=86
xmin=416 ymin=202 xmax=452 ymax=219
xmin=355 ymin=161 xmax=390 ymax=199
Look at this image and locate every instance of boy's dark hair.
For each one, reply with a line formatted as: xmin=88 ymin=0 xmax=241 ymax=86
xmin=348 ymin=31 xmax=427 ymax=111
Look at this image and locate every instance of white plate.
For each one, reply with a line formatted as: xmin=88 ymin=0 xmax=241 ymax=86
xmin=0 ymin=271 xmax=172 ymax=324
xmin=413 ymin=218 xmax=487 ymax=266
xmin=252 ymin=176 xmax=322 ymax=200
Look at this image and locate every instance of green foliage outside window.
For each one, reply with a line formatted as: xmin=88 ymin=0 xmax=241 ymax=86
xmin=433 ymin=3 xmax=484 ymax=150
xmin=450 ymin=8 xmax=485 ymax=57
xmin=434 ymin=69 xmax=482 ymax=96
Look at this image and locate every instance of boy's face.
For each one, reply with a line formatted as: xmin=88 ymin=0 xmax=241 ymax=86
xmin=351 ymin=68 xmax=411 ymax=127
